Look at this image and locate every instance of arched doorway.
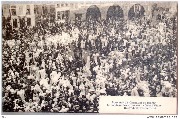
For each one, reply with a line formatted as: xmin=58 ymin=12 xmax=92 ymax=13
xmin=128 ymin=4 xmax=145 ymax=20
xmin=86 ymin=5 xmax=101 ymax=22
xmin=106 ymin=5 xmax=124 ymax=21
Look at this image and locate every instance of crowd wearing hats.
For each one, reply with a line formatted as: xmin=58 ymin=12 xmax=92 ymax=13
xmin=2 ymin=7 xmax=177 ymax=113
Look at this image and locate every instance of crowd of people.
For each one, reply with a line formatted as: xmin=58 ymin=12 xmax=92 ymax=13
xmin=2 ymin=5 xmax=177 ymax=113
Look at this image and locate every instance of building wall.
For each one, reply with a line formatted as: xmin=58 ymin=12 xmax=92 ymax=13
xmin=57 ymin=2 xmax=176 ymax=22
xmin=34 ymin=4 xmax=56 ymax=25
xmin=2 ymin=2 xmax=177 ymax=26
xmin=2 ymin=4 xmax=10 ymax=17
xmin=55 ymin=2 xmax=154 ymax=22
xmin=55 ymin=3 xmax=80 ymax=22
xmin=2 ymin=4 xmax=35 ymax=28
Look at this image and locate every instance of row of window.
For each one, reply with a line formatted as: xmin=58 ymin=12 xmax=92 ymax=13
xmin=7 ymin=4 xmax=142 ymax=17
xmin=9 ymin=5 xmax=57 ymax=16
xmin=57 ymin=3 xmax=74 ymax=8
xmin=12 ymin=18 xmax=31 ymax=28
xmin=34 ymin=5 xmax=55 ymax=15
xmin=57 ymin=10 xmax=70 ymax=20
xmin=10 ymin=5 xmax=31 ymax=16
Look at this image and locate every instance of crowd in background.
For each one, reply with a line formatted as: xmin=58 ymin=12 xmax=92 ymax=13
xmin=2 ymin=5 xmax=177 ymax=113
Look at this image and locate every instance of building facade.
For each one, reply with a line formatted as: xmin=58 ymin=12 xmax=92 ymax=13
xmin=34 ymin=4 xmax=56 ymax=26
xmin=2 ymin=2 xmax=177 ymax=27
xmin=53 ymin=2 xmax=177 ymax=23
xmin=55 ymin=3 xmax=83 ymax=23
xmin=2 ymin=4 xmax=35 ymax=28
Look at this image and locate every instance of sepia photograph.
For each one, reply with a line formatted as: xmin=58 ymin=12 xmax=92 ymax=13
xmin=1 ymin=1 xmax=178 ymax=114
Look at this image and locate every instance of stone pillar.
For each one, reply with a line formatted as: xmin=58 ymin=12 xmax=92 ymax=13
xmin=100 ymin=5 xmax=109 ymax=20
xmin=30 ymin=5 xmax=35 ymax=26
xmin=22 ymin=5 xmax=26 ymax=16
xmin=55 ymin=10 xmax=57 ymax=20
xmin=31 ymin=15 xmax=35 ymax=27
xmin=123 ymin=4 xmax=130 ymax=20
xmin=17 ymin=17 xmax=20 ymax=28
xmin=25 ymin=17 xmax=27 ymax=26
xmin=10 ymin=18 xmax=13 ymax=28
xmin=30 ymin=4 xmax=34 ymax=15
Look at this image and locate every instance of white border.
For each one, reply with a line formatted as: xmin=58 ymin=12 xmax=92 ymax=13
xmin=0 ymin=0 xmax=179 ymax=119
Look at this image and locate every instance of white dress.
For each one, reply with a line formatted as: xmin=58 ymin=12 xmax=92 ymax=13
xmin=40 ymin=78 xmax=49 ymax=89
xmin=17 ymin=89 xmax=25 ymax=100
xmin=86 ymin=56 xmax=90 ymax=70
xmin=39 ymin=69 xmax=46 ymax=79
xmin=51 ymin=71 xmax=60 ymax=84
